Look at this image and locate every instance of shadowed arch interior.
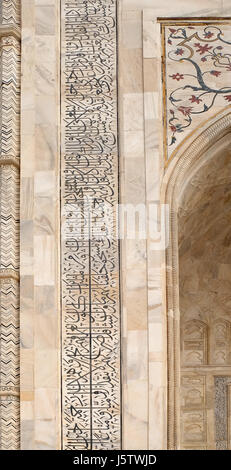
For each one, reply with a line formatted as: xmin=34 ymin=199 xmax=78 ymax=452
xmin=178 ymin=137 xmax=231 ymax=449
xmin=162 ymin=110 xmax=231 ymax=450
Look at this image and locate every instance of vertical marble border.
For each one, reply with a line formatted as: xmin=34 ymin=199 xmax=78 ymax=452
xmin=20 ymin=0 xmax=61 ymax=450
xmin=142 ymin=9 xmax=167 ymax=450
xmin=0 ymin=0 xmax=21 ymax=450
xmin=61 ymin=0 xmax=121 ymax=450
xmin=118 ymin=1 xmax=149 ymax=449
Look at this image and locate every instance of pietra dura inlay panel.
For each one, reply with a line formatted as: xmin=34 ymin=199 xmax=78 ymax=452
xmin=61 ymin=1 xmax=121 ymax=450
xmin=161 ymin=20 xmax=231 ymax=166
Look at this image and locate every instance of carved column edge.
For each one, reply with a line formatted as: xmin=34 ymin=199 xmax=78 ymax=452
xmin=0 ymin=0 xmax=21 ymax=451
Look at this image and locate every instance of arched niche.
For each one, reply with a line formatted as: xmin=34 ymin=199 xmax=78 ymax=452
xmin=161 ymin=108 xmax=231 ymax=450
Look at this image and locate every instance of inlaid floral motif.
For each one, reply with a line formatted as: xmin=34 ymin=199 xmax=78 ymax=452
xmin=163 ymin=24 xmax=231 ymax=161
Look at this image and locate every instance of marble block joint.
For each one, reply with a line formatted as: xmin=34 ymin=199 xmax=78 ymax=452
xmin=0 ymin=0 xmax=21 ymax=450
xmin=61 ymin=0 xmax=121 ymax=450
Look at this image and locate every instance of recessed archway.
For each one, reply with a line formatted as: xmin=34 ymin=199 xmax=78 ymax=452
xmin=162 ymin=109 xmax=231 ymax=450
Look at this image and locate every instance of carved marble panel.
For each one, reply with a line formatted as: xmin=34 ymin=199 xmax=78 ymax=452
xmin=181 ymin=375 xmax=206 ymax=409
xmin=182 ymin=410 xmax=206 ymax=443
xmin=180 ymin=375 xmax=207 ymax=449
xmin=182 ymin=320 xmax=208 ymax=366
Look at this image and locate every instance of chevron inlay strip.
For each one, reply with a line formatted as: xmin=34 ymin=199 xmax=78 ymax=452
xmin=0 ymin=0 xmax=20 ymax=26
xmin=0 ymin=0 xmax=20 ymax=451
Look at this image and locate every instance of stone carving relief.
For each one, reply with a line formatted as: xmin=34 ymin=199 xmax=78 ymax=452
xmin=0 ymin=0 xmax=20 ymax=451
xmin=181 ymin=319 xmax=231 ymax=449
xmin=211 ymin=320 xmax=231 ymax=365
xmin=182 ymin=319 xmax=231 ymax=367
xmin=61 ymin=0 xmax=120 ymax=450
xmin=180 ymin=374 xmax=207 ymax=449
xmin=182 ymin=320 xmax=208 ymax=366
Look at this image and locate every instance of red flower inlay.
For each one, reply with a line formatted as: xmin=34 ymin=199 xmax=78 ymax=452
xmin=201 ymin=57 xmax=207 ymax=62
xmin=194 ymin=43 xmax=212 ymax=55
xmin=170 ymin=125 xmax=177 ymax=132
xmin=175 ymin=48 xmax=184 ymax=56
xmin=210 ymin=70 xmax=221 ymax=77
xmin=224 ymin=95 xmax=231 ymax=102
xmin=204 ymin=31 xmax=214 ymax=38
xmin=178 ymin=106 xmax=193 ymax=116
xmin=169 ymin=28 xmax=176 ymax=33
xmin=189 ymin=95 xmax=202 ymax=104
xmin=169 ymin=73 xmax=184 ymax=81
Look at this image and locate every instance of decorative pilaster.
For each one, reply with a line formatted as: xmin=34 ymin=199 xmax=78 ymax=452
xmin=0 ymin=0 xmax=20 ymax=450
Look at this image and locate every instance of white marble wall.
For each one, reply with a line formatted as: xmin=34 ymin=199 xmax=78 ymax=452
xmin=19 ymin=0 xmax=231 ymax=450
xmin=20 ymin=0 xmax=60 ymax=450
xmin=119 ymin=0 xmax=230 ymax=450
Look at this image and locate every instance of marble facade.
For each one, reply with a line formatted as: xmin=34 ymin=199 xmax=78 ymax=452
xmin=0 ymin=0 xmax=230 ymax=450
